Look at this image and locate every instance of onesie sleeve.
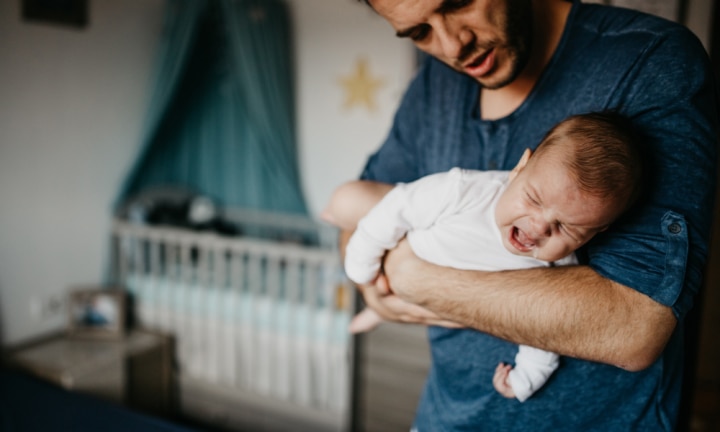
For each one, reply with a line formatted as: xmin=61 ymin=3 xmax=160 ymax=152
xmin=508 ymin=345 xmax=560 ymax=403
xmin=344 ymin=170 xmax=463 ymax=284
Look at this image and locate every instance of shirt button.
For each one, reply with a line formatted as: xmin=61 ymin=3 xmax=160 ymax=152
xmin=488 ymin=161 xmax=497 ymax=170
xmin=668 ymin=223 xmax=682 ymax=234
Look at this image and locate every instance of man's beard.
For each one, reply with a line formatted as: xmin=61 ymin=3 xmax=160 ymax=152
xmin=481 ymin=0 xmax=534 ymax=90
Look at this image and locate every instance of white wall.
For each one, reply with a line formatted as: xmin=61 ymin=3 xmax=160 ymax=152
xmin=291 ymin=0 xmax=415 ymax=216
xmin=0 ymin=0 xmax=165 ymax=344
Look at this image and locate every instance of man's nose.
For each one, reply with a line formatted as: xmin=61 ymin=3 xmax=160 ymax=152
xmin=430 ymin=17 xmax=467 ymax=59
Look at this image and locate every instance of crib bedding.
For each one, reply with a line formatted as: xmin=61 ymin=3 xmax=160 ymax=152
xmin=126 ymin=273 xmax=351 ymax=410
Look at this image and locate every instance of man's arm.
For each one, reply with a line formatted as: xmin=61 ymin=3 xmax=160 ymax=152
xmin=329 ymin=180 xmax=676 ymax=367
xmin=377 ymin=240 xmax=676 ymax=371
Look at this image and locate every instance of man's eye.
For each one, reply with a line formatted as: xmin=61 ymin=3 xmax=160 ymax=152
xmin=441 ymin=0 xmax=473 ymax=13
xmin=410 ymin=24 xmax=431 ymax=42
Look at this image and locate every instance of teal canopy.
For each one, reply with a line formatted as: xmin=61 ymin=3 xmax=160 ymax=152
xmin=115 ymin=0 xmax=307 ymax=216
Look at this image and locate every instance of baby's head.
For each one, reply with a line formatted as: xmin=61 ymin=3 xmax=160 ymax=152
xmin=495 ymin=112 xmax=643 ymax=261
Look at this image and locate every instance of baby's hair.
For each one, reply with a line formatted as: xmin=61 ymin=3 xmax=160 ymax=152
xmin=533 ymin=112 xmax=644 ymax=211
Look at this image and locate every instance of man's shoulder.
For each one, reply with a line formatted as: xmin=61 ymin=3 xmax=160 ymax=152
xmin=574 ymin=2 xmax=698 ymax=44
xmin=558 ymin=2 xmax=710 ymax=95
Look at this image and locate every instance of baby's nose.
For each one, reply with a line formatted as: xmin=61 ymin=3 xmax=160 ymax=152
xmin=529 ymin=217 xmax=552 ymax=238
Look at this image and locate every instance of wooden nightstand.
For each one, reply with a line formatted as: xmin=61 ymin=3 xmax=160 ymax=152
xmin=5 ymin=330 xmax=175 ymax=417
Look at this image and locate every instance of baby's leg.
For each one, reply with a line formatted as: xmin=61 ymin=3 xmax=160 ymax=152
xmin=348 ymin=307 xmax=384 ymax=333
xmin=322 ymin=180 xmax=394 ymax=230
xmin=493 ymin=345 xmax=559 ymax=402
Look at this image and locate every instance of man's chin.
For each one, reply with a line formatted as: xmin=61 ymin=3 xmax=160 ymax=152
xmin=473 ymin=66 xmax=521 ymax=90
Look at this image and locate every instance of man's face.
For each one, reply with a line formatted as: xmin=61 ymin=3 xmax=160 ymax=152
xmin=495 ymin=149 xmax=623 ymax=262
xmin=369 ymin=0 xmax=533 ymax=89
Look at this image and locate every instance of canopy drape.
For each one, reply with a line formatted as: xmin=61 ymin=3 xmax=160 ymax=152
xmin=115 ymin=0 xmax=307 ymax=215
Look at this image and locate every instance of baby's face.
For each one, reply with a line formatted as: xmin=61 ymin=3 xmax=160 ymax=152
xmin=495 ymin=153 xmax=623 ymax=262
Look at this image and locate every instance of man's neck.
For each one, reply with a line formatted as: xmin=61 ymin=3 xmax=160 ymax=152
xmin=480 ymin=0 xmax=573 ymax=120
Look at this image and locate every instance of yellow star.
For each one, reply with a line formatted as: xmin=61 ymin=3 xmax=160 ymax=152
xmin=339 ymin=58 xmax=384 ymax=112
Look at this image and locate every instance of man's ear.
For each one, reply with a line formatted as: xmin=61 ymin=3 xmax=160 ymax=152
xmin=508 ymin=148 xmax=532 ymax=181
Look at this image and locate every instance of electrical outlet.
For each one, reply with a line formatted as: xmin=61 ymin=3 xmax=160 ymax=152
xmin=30 ymin=294 xmax=66 ymax=321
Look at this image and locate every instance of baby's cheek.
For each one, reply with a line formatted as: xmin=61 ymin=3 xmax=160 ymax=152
xmin=547 ymin=242 xmax=573 ymax=262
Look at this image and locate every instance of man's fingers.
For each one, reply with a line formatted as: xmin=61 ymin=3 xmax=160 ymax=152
xmin=375 ymin=273 xmax=391 ymax=295
xmin=361 ymin=291 xmax=464 ymax=327
xmin=355 ymin=275 xmax=464 ymax=328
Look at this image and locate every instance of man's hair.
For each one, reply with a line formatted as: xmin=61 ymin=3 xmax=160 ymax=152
xmin=533 ymin=111 xmax=645 ymax=211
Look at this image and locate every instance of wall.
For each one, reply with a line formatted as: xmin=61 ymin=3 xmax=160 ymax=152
xmin=291 ymin=0 xmax=415 ymax=216
xmin=0 ymin=0 xmax=166 ymax=344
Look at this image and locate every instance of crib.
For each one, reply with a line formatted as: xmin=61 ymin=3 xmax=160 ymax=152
xmin=109 ymin=209 xmax=354 ymax=431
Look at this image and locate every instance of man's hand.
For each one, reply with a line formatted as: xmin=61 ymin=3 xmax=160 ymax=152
xmin=356 ymin=272 xmax=464 ymax=328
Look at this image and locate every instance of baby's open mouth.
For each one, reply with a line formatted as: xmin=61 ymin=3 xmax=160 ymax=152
xmin=510 ymin=226 xmax=536 ymax=252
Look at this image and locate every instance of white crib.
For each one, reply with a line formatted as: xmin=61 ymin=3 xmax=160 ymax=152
xmin=110 ymin=210 xmax=354 ymax=431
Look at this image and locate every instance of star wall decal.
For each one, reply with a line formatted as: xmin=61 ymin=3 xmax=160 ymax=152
xmin=338 ymin=58 xmax=385 ymax=112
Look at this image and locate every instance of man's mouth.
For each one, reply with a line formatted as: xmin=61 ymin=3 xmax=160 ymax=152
xmin=463 ymin=48 xmax=494 ymax=77
xmin=509 ymin=226 xmax=535 ymax=252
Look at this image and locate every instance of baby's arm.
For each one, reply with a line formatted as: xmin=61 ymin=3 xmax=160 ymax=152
xmin=343 ymin=186 xmax=409 ymax=285
xmin=321 ymin=180 xmax=394 ymax=231
xmin=323 ymin=180 xmax=401 ymax=284
xmin=322 ymin=180 xmax=396 ymax=333
xmin=324 ymin=172 xmax=462 ymax=330
xmin=343 ymin=170 xmax=461 ymax=285
xmin=493 ymin=345 xmax=560 ymax=402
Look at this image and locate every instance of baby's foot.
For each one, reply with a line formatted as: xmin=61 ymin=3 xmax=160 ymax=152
xmin=349 ymin=308 xmax=384 ymax=333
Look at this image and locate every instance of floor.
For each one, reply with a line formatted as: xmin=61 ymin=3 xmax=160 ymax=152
xmin=357 ymin=322 xmax=430 ymax=432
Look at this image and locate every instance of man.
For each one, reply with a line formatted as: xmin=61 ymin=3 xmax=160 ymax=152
xmin=347 ymin=0 xmax=718 ymax=429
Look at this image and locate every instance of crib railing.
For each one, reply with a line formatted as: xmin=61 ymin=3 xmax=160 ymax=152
xmin=110 ymin=218 xmax=353 ymax=431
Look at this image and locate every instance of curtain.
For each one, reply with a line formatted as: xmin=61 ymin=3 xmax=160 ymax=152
xmin=115 ymin=0 xmax=308 ymax=216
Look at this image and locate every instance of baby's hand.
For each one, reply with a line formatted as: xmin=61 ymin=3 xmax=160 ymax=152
xmin=348 ymin=307 xmax=384 ymax=333
xmin=344 ymin=232 xmax=384 ymax=285
xmin=493 ymin=362 xmax=516 ymax=399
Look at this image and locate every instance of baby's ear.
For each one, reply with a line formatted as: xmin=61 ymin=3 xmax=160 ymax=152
xmin=509 ymin=148 xmax=532 ymax=181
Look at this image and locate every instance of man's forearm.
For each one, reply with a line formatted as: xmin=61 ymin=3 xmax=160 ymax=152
xmin=384 ymin=242 xmax=677 ymax=371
